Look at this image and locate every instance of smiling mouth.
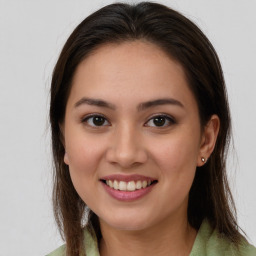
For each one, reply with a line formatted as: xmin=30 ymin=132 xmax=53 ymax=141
xmin=100 ymin=179 xmax=158 ymax=192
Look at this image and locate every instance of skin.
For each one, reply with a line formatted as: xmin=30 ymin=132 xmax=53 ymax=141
xmin=62 ymin=41 xmax=219 ymax=256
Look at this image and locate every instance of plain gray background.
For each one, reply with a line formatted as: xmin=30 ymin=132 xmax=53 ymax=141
xmin=0 ymin=0 xmax=255 ymax=255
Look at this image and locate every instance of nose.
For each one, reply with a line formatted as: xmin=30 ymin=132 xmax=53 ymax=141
xmin=105 ymin=124 xmax=148 ymax=168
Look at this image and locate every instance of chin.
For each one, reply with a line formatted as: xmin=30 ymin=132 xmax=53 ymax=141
xmin=98 ymin=211 xmax=155 ymax=232
xmin=108 ymin=221 xmax=149 ymax=231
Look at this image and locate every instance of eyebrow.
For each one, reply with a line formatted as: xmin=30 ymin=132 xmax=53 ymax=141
xmin=74 ymin=97 xmax=184 ymax=111
xmin=137 ymin=98 xmax=184 ymax=111
xmin=74 ymin=97 xmax=116 ymax=110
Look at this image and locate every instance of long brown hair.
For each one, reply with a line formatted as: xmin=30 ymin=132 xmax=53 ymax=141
xmin=50 ymin=2 xmax=244 ymax=255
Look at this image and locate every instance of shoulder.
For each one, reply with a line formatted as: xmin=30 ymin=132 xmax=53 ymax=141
xmin=46 ymin=244 xmax=66 ymax=256
xmin=46 ymin=228 xmax=100 ymax=256
xmin=190 ymin=219 xmax=256 ymax=256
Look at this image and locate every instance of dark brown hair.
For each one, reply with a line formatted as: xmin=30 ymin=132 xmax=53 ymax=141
xmin=50 ymin=2 xmax=244 ymax=255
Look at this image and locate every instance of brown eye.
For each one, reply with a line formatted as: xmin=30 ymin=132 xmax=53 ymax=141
xmin=145 ymin=115 xmax=175 ymax=127
xmin=92 ymin=116 xmax=105 ymax=126
xmin=83 ymin=115 xmax=110 ymax=127
xmin=153 ymin=116 xmax=166 ymax=126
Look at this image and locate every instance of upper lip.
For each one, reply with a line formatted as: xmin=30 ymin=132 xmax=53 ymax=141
xmin=100 ymin=174 xmax=157 ymax=182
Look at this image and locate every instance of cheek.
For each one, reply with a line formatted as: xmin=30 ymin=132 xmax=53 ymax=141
xmin=65 ymin=129 xmax=105 ymax=169
xmin=65 ymin=138 xmax=104 ymax=205
xmin=152 ymin=134 xmax=200 ymax=172
xmin=149 ymin=132 xmax=200 ymax=198
xmin=64 ymin=132 xmax=107 ymax=195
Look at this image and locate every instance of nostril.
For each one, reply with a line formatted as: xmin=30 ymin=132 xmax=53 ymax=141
xmin=105 ymin=146 xmax=148 ymax=168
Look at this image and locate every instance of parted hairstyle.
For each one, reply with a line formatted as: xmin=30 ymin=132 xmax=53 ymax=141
xmin=50 ymin=2 xmax=244 ymax=256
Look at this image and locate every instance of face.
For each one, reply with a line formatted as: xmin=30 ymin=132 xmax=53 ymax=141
xmin=62 ymin=41 xmax=205 ymax=231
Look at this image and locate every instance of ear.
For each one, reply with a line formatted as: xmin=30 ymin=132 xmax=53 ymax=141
xmin=59 ymin=122 xmax=69 ymax=165
xmin=197 ymin=114 xmax=220 ymax=167
xmin=64 ymin=152 xmax=70 ymax=165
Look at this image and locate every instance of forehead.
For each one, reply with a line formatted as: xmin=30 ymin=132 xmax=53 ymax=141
xmin=68 ymin=40 xmax=197 ymax=110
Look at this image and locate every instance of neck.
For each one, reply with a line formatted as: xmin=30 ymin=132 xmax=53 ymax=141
xmin=99 ymin=215 xmax=197 ymax=256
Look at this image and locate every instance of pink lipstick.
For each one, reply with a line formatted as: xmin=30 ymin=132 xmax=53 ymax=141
xmin=100 ymin=174 xmax=157 ymax=201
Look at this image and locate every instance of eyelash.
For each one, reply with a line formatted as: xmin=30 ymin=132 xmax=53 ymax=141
xmin=145 ymin=114 xmax=176 ymax=128
xmin=81 ymin=114 xmax=176 ymax=128
xmin=81 ymin=114 xmax=110 ymax=127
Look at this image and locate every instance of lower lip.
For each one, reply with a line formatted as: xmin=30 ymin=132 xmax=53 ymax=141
xmin=102 ymin=182 xmax=156 ymax=201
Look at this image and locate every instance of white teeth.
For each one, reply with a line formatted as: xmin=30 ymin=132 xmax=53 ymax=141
xmin=113 ymin=180 xmax=119 ymax=190
xmin=105 ymin=179 xmax=153 ymax=191
xmin=136 ymin=180 xmax=142 ymax=189
xmin=119 ymin=181 xmax=127 ymax=191
xmin=109 ymin=180 xmax=113 ymax=188
xmin=127 ymin=181 xmax=136 ymax=191
xmin=142 ymin=180 xmax=147 ymax=188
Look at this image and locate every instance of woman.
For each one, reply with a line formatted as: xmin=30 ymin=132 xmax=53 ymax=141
xmin=48 ymin=2 xmax=256 ymax=256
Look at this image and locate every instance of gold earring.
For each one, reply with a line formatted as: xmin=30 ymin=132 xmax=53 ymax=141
xmin=201 ymin=157 xmax=206 ymax=163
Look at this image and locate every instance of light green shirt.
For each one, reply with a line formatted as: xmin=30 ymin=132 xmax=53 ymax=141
xmin=47 ymin=220 xmax=256 ymax=256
